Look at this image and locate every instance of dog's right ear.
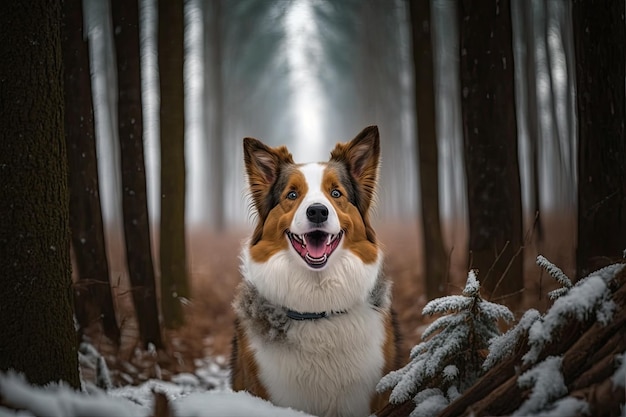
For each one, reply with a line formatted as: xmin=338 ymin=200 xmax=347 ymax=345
xmin=243 ymin=137 xmax=294 ymax=216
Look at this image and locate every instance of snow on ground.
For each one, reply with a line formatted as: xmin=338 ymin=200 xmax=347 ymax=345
xmin=0 ymin=370 xmax=314 ymax=417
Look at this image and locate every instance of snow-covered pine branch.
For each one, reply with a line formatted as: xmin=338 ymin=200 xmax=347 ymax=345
xmin=462 ymin=269 xmax=480 ymax=296
xmin=513 ymin=356 xmax=567 ymax=416
xmin=522 ymin=264 xmax=624 ymax=365
xmin=377 ymin=270 xmax=513 ymax=416
xmin=483 ymin=309 xmax=541 ymax=371
xmin=536 ymin=255 xmax=572 ymax=300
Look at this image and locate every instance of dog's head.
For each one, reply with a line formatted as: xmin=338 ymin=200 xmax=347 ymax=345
xmin=243 ymin=126 xmax=380 ymax=271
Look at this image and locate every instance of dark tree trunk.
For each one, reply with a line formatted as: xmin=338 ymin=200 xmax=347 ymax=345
xmin=158 ymin=0 xmax=189 ymax=329
xmin=573 ymin=0 xmax=626 ymax=279
xmin=458 ymin=0 xmax=523 ymax=307
xmin=409 ymin=0 xmax=448 ymax=299
xmin=0 ymin=1 xmax=80 ymax=388
xmin=62 ymin=0 xmax=121 ymax=345
xmin=111 ymin=0 xmax=163 ymax=349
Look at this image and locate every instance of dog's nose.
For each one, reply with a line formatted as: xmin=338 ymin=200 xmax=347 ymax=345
xmin=306 ymin=203 xmax=329 ymax=224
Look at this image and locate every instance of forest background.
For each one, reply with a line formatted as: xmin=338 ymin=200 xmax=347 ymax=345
xmin=0 ymin=0 xmax=624 ymax=406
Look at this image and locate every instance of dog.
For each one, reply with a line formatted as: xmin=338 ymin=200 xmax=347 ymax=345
xmin=230 ymin=125 xmax=400 ymax=417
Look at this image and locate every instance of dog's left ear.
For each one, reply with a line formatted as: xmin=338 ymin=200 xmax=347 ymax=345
xmin=330 ymin=125 xmax=380 ymax=211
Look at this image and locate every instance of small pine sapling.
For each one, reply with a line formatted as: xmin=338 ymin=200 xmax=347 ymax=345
xmin=377 ymin=270 xmax=513 ymax=416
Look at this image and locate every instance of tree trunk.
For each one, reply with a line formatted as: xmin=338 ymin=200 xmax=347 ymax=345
xmin=158 ymin=0 xmax=189 ymax=329
xmin=111 ymin=0 xmax=163 ymax=349
xmin=573 ymin=0 xmax=626 ymax=279
xmin=511 ymin=0 xmax=543 ymax=242
xmin=458 ymin=0 xmax=523 ymax=308
xmin=0 ymin=1 xmax=80 ymax=388
xmin=62 ymin=0 xmax=121 ymax=345
xmin=207 ymin=0 xmax=225 ymax=232
xmin=410 ymin=0 xmax=448 ymax=299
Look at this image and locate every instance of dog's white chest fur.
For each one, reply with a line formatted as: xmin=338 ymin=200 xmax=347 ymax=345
xmin=250 ymin=305 xmax=386 ymax=417
xmin=239 ymin=247 xmax=388 ymax=417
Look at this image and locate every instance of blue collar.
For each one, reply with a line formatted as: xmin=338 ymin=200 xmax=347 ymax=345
xmin=285 ymin=309 xmax=346 ymax=321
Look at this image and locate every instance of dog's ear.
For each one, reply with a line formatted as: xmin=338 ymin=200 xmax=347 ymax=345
xmin=330 ymin=125 xmax=380 ymax=211
xmin=243 ymin=137 xmax=294 ymax=216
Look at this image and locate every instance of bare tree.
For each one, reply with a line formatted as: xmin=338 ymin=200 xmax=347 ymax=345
xmin=204 ymin=0 xmax=225 ymax=232
xmin=511 ymin=0 xmax=542 ymax=241
xmin=62 ymin=0 xmax=120 ymax=344
xmin=573 ymin=0 xmax=626 ymax=278
xmin=111 ymin=0 xmax=163 ymax=349
xmin=458 ymin=0 xmax=524 ymax=307
xmin=409 ymin=0 xmax=448 ymax=299
xmin=0 ymin=0 xmax=80 ymax=387
xmin=158 ymin=0 xmax=189 ymax=328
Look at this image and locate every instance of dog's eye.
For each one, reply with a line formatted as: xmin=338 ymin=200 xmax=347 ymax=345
xmin=286 ymin=191 xmax=298 ymax=200
xmin=330 ymin=189 xmax=342 ymax=198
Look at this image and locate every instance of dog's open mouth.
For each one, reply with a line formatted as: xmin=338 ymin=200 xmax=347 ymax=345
xmin=286 ymin=230 xmax=343 ymax=269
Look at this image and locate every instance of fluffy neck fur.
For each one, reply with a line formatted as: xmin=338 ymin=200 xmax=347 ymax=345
xmin=234 ymin=247 xmax=391 ymax=344
xmin=239 ymin=241 xmax=385 ymax=312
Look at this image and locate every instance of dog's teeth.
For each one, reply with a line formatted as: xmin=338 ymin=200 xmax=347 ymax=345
xmin=327 ymin=234 xmax=333 ymax=245
xmin=302 ymin=235 xmax=307 ymax=247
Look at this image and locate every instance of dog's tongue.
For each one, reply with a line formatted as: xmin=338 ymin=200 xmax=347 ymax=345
xmin=307 ymin=241 xmax=327 ymax=258
xmin=306 ymin=232 xmax=327 ymax=258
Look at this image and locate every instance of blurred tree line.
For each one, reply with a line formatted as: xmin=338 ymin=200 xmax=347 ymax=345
xmin=0 ymin=0 xmax=624 ymax=389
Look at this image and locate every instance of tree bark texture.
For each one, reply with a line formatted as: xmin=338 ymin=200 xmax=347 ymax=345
xmin=0 ymin=0 xmax=80 ymax=388
xmin=62 ymin=0 xmax=121 ymax=345
xmin=111 ymin=0 xmax=163 ymax=349
xmin=410 ymin=0 xmax=449 ymax=300
xmin=458 ymin=0 xmax=524 ymax=307
xmin=573 ymin=0 xmax=626 ymax=279
xmin=158 ymin=0 xmax=189 ymax=329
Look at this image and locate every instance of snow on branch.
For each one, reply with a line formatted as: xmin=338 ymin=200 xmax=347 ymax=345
xmin=410 ymin=389 xmax=448 ymax=417
xmin=612 ymin=351 xmax=626 ymax=389
xmin=536 ymin=255 xmax=572 ymax=300
xmin=523 ymin=270 xmax=618 ymax=365
xmin=462 ymin=269 xmax=480 ymax=296
xmin=483 ymin=309 xmax=541 ymax=371
xmin=421 ymin=295 xmax=473 ymax=316
xmin=536 ymin=255 xmax=572 ymax=288
xmin=513 ymin=356 xmax=567 ymax=416
xmin=377 ymin=270 xmax=513 ymax=415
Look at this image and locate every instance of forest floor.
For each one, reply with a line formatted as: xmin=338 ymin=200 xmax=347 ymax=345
xmin=80 ymin=216 xmax=576 ymax=390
